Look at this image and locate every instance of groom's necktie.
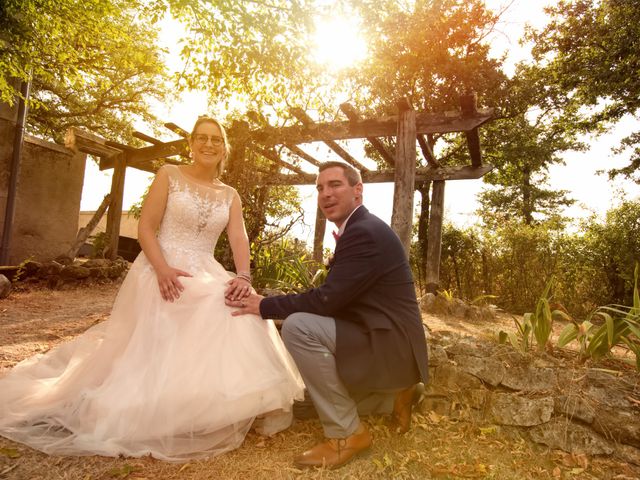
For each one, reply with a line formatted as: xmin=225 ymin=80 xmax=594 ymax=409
xmin=332 ymin=230 xmax=340 ymax=242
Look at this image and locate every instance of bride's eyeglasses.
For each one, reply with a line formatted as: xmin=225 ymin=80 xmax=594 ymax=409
xmin=192 ymin=134 xmax=224 ymax=146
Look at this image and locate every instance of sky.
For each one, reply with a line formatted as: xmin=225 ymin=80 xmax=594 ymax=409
xmin=80 ymin=0 xmax=639 ymax=245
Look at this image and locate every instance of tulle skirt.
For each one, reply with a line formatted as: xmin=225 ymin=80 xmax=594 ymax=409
xmin=0 ymin=252 xmax=304 ymax=462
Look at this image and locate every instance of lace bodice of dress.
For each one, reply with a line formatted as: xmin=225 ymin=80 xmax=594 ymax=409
xmin=156 ymin=165 xmax=234 ymax=265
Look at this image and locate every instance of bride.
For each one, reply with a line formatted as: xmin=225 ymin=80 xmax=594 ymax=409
xmin=0 ymin=116 xmax=304 ymax=462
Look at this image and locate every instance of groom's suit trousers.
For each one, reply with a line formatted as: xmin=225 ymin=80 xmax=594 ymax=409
xmin=281 ymin=312 xmax=395 ymax=438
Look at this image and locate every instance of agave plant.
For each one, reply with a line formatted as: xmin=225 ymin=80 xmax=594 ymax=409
xmin=252 ymin=239 xmax=326 ymax=294
xmin=559 ymin=263 xmax=640 ymax=368
xmin=499 ymin=277 xmax=570 ymax=353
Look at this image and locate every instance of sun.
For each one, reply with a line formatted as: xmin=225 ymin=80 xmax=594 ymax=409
xmin=312 ymin=17 xmax=368 ymax=71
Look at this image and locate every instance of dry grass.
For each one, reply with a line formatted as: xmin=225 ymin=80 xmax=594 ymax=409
xmin=1 ymin=283 xmax=640 ymax=479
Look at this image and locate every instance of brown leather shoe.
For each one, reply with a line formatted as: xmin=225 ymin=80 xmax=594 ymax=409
xmin=389 ymin=384 xmax=417 ymax=434
xmin=294 ymin=424 xmax=372 ymax=469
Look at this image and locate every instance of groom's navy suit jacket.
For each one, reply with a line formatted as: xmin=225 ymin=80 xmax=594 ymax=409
xmin=260 ymin=206 xmax=429 ymax=392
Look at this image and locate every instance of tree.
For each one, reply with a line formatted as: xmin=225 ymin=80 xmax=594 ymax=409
xmin=1 ymin=0 xmax=170 ymax=143
xmin=528 ymin=0 xmax=640 ymax=183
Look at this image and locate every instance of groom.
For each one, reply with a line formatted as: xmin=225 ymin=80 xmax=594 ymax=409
xmin=226 ymin=161 xmax=429 ymax=469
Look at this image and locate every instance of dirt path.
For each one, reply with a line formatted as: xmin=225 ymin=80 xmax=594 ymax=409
xmin=1 ymin=283 xmax=639 ymax=479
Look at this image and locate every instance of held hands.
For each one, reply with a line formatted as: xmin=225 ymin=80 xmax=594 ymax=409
xmin=225 ymin=292 xmax=264 ymax=316
xmin=224 ymin=276 xmax=252 ymax=301
xmin=156 ymin=266 xmax=192 ymax=302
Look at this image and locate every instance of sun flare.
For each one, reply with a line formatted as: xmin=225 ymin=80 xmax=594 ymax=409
xmin=312 ymin=17 xmax=368 ymax=71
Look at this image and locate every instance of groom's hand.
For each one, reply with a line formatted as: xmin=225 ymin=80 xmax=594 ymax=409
xmin=226 ymin=292 xmax=264 ymax=317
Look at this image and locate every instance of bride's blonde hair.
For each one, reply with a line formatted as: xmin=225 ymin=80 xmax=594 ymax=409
xmin=189 ymin=116 xmax=231 ymax=177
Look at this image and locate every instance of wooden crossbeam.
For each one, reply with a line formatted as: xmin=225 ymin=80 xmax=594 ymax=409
xmin=133 ymin=131 xmax=163 ymax=145
xmin=460 ymin=93 xmax=483 ymax=167
xmin=290 ymin=107 xmax=370 ymax=172
xmin=284 ymin=144 xmax=321 ymax=167
xmin=252 ymin=146 xmax=313 ymax=178
xmin=263 ymin=164 xmax=493 ymax=185
xmin=417 ymin=134 xmax=440 ymax=167
xmin=127 ymin=138 xmax=188 ymax=163
xmin=165 ymin=122 xmax=189 ymax=137
xmin=64 ymin=127 xmax=121 ymax=158
xmin=105 ymin=140 xmax=135 ymax=151
xmin=340 ymin=103 xmax=395 ymax=166
xmin=252 ymin=108 xmax=493 ymax=147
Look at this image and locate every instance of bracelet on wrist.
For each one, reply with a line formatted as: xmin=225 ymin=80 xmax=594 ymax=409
xmin=237 ymin=272 xmax=252 ymax=283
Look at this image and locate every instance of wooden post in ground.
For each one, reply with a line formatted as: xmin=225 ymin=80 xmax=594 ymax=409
xmin=313 ymin=205 xmax=326 ymax=263
xmin=391 ymin=97 xmax=417 ymax=255
xmin=104 ymin=153 xmax=126 ymax=260
xmin=425 ymin=180 xmax=445 ymax=293
xmin=65 ymin=193 xmax=111 ymax=259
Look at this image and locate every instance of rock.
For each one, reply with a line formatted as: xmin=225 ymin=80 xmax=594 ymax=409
xmin=433 ymin=364 xmax=483 ymax=391
xmin=0 ymin=274 xmax=11 ymax=298
xmin=465 ymin=305 xmax=482 ymax=321
xmin=501 ymin=366 xmax=557 ymax=391
xmin=617 ymin=444 xmax=640 ymax=466
xmin=38 ymin=261 xmax=63 ymax=278
xmin=429 ymin=344 xmax=448 ymax=366
xmin=54 ymin=255 xmax=73 ymax=266
xmin=593 ymin=408 xmax=640 ymax=448
xmin=555 ymin=395 xmax=596 ymax=424
xmin=455 ymin=354 xmax=505 ymax=386
xmin=450 ymin=298 xmax=469 ymax=317
xmin=490 ymin=393 xmax=554 ymax=426
xmin=529 ymin=418 xmax=614 ymax=455
xmin=83 ymin=258 xmax=112 ymax=268
xmin=420 ymin=292 xmax=436 ymax=311
xmin=60 ymin=265 xmax=91 ymax=279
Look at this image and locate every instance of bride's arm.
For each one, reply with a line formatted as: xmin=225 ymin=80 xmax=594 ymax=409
xmin=138 ymin=167 xmax=191 ymax=302
xmin=225 ymin=190 xmax=252 ymax=300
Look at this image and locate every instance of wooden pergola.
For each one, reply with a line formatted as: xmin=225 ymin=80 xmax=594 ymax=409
xmin=65 ymin=94 xmax=494 ymax=292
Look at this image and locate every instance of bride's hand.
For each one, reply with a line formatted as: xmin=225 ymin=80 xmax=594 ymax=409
xmin=156 ymin=266 xmax=192 ymax=302
xmin=225 ymin=277 xmax=252 ymax=300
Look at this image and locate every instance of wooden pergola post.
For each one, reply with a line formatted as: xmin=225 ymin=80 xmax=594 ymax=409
xmin=105 ymin=152 xmax=127 ymax=260
xmin=425 ymin=180 xmax=445 ymax=293
xmin=391 ymin=97 xmax=417 ymax=255
xmin=313 ymin=205 xmax=326 ymax=263
xmin=226 ymin=120 xmax=249 ymax=188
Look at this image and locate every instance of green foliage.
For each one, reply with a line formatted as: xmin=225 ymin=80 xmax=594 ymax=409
xmin=252 ymin=239 xmax=326 ymax=294
xmin=1 ymin=0 xmax=169 ymax=143
xmin=499 ymin=278 xmax=569 ymax=353
xmin=559 ymin=263 xmax=640 ymax=369
xmin=425 ymin=200 xmax=640 ymax=317
xmin=528 ymin=0 xmax=640 ymax=183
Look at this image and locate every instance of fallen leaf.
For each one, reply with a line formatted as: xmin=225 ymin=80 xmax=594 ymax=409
xmin=553 ymin=466 xmax=562 ymax=478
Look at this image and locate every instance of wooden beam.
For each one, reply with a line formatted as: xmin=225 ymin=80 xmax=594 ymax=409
xmin=104 ymin=153 xmax=127 ymax=260
xmin=262 ymin=164 xmax=493 ymax=185
xmin=133 ymin=131 xmax=163 ymax=145
xmin=105 ymin=140 xmax=135 ymax=151
xmin=313 ymin=205 xmax=326 ymax=264
xmin=340 ymin=103 xmax=395 ymax=166
xmin=252 ymin=146 xmax=310 ymax=177
xmin=65 ymin=193 xmax=111 ymax=259
xmin=460 ymin=93 xmax=483 ymax=167
xmin=164 ymin=122 xmax=189 ymax=137
xmin=64 ymin=127 xmax=121 ymax=158
xmin=425 ymin=180 xmax=445 ymax=293
xmin=466 ymin=128 xmax=482 ymax=167
xmin=290 ymin=107 xmax=370 ymax=171
xmin=391 ymin=98 xmax=417 ymax=254
xmin=251 ymin=108 xmax=493 ymax=146
xmin=127 ymin=138 xmax=188 ymax=164
xmin=284 ymin=144 xmax=322 ymax=167
xmin=417 ymin=134 xmax=440 ymax=167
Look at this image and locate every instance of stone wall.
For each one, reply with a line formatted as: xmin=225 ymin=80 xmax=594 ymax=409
xmin=423 ymin=331 xmax=640 ymax=465
xmin=0 ymin=104 xmax=86 ymax=264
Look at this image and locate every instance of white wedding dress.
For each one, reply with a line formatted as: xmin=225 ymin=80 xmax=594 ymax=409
xmin=0 ymin=165 xmax=304 ymax=461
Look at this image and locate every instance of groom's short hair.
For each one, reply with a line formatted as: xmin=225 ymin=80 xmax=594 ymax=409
xmin=318 ymin=161 xmax=362 ymax=186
